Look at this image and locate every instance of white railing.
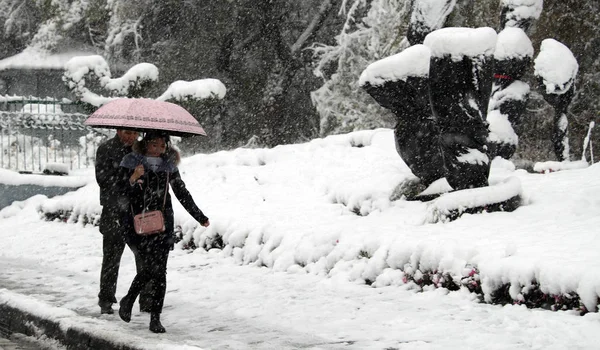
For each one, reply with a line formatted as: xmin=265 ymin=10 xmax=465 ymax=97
xmin=0 ymin=97 xmax=105 ymax=173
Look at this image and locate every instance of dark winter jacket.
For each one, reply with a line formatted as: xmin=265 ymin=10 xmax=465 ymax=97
xmin=119 ymin=150 xmax=209 ymax=242
xmin=95 ymin=136 xmax=133 ymax=209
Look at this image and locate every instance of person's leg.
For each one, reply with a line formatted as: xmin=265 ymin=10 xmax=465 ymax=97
xmin=136 ymin=251 xmax=153 ymax=312
xmin=119 ymin=241 xmax=151 ymax=322
xmin=98 ymin=221 xmax=126 ymax=314
xmin=148 ymin=244 xmax=170 ymax=333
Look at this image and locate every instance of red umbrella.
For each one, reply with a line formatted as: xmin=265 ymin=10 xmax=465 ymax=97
xmin=84 ymin=98 xmax=207 ymax=137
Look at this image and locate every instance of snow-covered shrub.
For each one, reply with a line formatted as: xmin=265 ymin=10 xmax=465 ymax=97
xmin=63 ymin=55 xmax=159 ymax=109
xmin=157 ymin=79 xmax=228 ymax=152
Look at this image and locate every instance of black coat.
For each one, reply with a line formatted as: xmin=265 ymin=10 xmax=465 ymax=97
xmin=95 ymin=136 xmax=133 ymax=232
xmin=119 ymin=151 xmax=209 ymax=244
xmin=96 ymin=136 xmax=132 ymax=207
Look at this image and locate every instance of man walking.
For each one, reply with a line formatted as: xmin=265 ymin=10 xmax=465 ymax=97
xmin=96 ymin=129 xmax=150 ymax=314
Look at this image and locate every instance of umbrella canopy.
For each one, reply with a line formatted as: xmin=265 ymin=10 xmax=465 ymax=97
xmin=84 ymin=98 xmax=207 ymax=137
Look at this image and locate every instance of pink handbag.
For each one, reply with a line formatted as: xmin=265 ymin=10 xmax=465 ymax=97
xmin=133 ymin=210 xmax=165 ymax=235
xmin=132 ymin=173 xmax=169 ymax=236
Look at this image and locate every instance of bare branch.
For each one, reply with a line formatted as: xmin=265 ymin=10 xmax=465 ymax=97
xmin=291 ymin=0 xmax=336 ymax=54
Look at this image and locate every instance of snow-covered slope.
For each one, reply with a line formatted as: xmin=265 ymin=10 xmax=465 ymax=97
xmin=2 ymin=128 xmax=599 ymax=312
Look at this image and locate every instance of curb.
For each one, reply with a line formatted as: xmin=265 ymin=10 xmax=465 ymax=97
xmin=0 ymin=303 xmax=143 ymax=350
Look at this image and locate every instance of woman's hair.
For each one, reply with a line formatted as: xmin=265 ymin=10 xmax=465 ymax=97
xmin=132 ymin=131 xmax=180 ymax=165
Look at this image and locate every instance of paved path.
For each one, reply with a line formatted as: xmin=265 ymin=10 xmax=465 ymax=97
xmin=0 ymin=337 xmax=20 ymax=350
xmin=0 ymin=334 xmax=44 ymax=350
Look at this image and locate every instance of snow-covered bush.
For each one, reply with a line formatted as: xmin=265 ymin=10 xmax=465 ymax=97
xmin=156 ymin=79 xmax=228 ymax=152
xmin=63 ymin=55 xmax=159 ymax=108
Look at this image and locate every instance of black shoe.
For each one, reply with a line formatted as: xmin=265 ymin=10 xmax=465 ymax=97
xmin=149 ymin=313 xmax=166 ymax=333
xmin=119 ymin=296 xmax=134 ymax=323
xmin=99 ymin=301 xmax=114 ymax=315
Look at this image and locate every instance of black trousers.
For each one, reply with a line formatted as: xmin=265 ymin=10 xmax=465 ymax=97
xmin=123 ymin=235 xmax=171 ymax=314
xmin=98 ymin=207 xmax=151 ymax=307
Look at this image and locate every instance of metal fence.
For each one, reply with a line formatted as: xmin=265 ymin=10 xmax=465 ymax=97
xmin=0 ymin=97 xmax=105 ymax=173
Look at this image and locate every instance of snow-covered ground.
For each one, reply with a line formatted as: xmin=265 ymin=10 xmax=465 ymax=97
xmin=1 ymin=128 xmax=599 ymax=349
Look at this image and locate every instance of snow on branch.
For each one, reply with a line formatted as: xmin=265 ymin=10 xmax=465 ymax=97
xmin=501 ymin=0 xmax=543 ymax=28
xmin=408 ymin=0 xmax=457 ymax=44
xmin=157 ymin=79 xmax=227 ymax=102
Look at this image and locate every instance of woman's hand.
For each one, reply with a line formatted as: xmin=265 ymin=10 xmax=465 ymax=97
xmin=201 ymin=220 xmax=210 ymax=227
xmin=129 ymin=164 xmax=145 ymax=185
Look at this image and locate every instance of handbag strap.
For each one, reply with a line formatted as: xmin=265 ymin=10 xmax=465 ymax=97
xmin=161 ymin=172 xmax=170 ymax=211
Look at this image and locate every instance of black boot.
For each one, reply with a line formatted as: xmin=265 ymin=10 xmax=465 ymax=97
xmin=149 ymin=313 xmax=166 ymax=333
xmin=119 ymin=295 xmax=135 ymax=323
xmin=98 ymin=301 xmax=114 ymax=315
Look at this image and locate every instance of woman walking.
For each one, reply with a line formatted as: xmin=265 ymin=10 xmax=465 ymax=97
xmin=118 ymin=130 xmax=210 ymax=333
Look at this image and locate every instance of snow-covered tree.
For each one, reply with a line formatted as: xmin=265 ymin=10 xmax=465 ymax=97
xmin=0 ymin=0 xmax=39 ymax=39
xmin=104 ymin=0 xmax=151 ymax=63
xmin=407 ymin=0 xmax=457 ymax=45
xmin=311 ymin=0 xmax=412 ymax=137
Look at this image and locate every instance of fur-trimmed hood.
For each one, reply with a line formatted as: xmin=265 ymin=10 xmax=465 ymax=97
xmin=120 ymin=148 xmax=180 ymax=173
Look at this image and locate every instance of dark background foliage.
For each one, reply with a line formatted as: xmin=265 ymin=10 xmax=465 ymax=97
xmin=0 ymin=0 xmax=597 ymax=162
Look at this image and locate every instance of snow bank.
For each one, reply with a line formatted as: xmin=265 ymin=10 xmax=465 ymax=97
xmin=424 ymin=176 xmax=522 ymax=223
xmin=2 ymin=129 xmax=600 ymax=314
xmin=533 ymin=160 xmax=589 ymax=173
xmin=0 ymin=168 xmax=91 ymax=187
